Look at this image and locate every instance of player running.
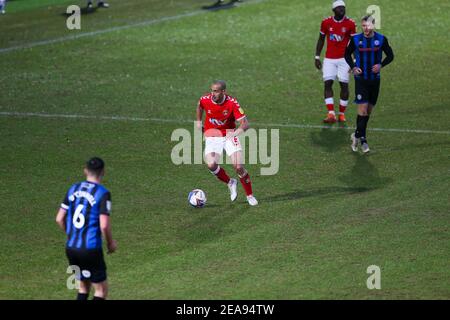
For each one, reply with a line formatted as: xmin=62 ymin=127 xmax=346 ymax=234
xmin=345 ymin=15 xmax=394 ymax=153
xmin=56 ymin=157 xmax=117 ymax=300
xmin=196 ymin=80 xmax=258 ymax=206
xmin=315 ymin=0 xmax=356 ymax=123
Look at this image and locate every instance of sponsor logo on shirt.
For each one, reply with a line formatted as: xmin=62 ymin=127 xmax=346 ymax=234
xmin=209 ymin=118 xmax=227 ymax=126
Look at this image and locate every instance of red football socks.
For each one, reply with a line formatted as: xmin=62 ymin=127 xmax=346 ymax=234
xmin=239 ymin=173 xmax=253 ymax=196
xmin=339 ymin=99 xmax=348 ymax=115
xmin=212 ymin=166 xmax=230 ymax=184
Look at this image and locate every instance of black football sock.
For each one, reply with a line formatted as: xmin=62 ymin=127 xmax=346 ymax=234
xmin=360 ymin=115 xmax=370 ymax=143
xmin=93 ymin=296 xmax=105 ymax=300
xmin=355 ymin=115 xmax=365 ymax=138
xmin=77 ymin=292 xmax=89 ymax=300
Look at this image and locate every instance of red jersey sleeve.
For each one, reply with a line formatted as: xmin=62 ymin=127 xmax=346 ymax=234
xmin=350 ymin=20 xmax=357 ymax=36
xmin=320 ymin=18 xmax=328 ymax=35
xmin=232 ymin=99 xmax=246 ymax=121
xmin=198 ymin=97 xmax=205 ymax=109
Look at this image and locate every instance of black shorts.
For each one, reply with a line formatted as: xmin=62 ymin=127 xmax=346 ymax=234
xmin=354 ymin=78 xmax=381 ymax=106
xmin=66 ymin=247 xmax=107 ymax=283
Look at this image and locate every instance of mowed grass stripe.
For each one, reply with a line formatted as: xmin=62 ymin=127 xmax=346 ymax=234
xmin=1 ymin=111 xmax=450 ymax=135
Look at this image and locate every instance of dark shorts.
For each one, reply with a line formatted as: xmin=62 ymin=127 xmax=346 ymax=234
xmin=66 ymin=247 xmax=107 ymax=283
xmin=354 ymin=78 xmax=381 ymax=106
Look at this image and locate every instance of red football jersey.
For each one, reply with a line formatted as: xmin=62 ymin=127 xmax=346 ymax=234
xmin=320 ymin=16 xmax=356 ymax=59
xmin=199 ymin=94 xmax=246 ymax=137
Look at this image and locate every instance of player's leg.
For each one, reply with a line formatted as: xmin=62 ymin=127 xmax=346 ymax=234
xmin=205 ymin=151 xmax=230 ymax=184
xmin=356 ymin=103 xmax=370 ymax=153
xmin=226 ymin=139 xmax=257 ymax=206
xmin=91 ymin=281 xmax=108 ymax=300
xmin=205 ymin=140 xmax=237 ymax=200
xmin=351 ymin=79 xmax=370 ymax=152
xmin=88 ymin=250 xmax=108 ymax=299
xmin=205 ymin=137 xmax=232 ymax=185
xmin=322 ymin=59 xmax=338 ymax=123
xmin=359 ymin=81 xmax=380 ymax=153
xmin=338 ymin=82 xmax=349 ymax=122
xmin=337 ymin=58 xmax=350 ymax=122
xmin=77 ymin=280 xmax=91 ymax=300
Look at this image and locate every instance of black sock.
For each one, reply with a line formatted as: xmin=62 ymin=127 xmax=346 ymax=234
xmin=93 ymin=296 xmax=105 ymax=300
xmin=360 ymin=115 xmax=370 ymax=143
xmin=355 ymin=115 xmax=365 ymax=138
xmin=77 ymin=293 xmax=89 ymax=300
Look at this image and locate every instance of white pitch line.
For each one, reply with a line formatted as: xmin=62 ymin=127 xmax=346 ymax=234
xmin=0 ymin=0 xmax=269 ymax=54
xmin=1 ymin=111 xmax=450 ymax=135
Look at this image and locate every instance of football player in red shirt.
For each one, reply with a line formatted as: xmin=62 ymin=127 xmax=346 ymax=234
xmin=196 ymin=80 xmax=258 ymax=206
xmin=314 ymin=1 xmax=356 ymax=123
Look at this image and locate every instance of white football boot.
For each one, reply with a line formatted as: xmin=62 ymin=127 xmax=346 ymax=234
xmin=350 ymin=133 xmax=359 ymax=152
xmin=228 ymin=178 xmax=238 ymax=201
xmin=361 ymin=142 xmax=370 ymax=154
xmin=246 ymin=195 xmax=258 ymax=206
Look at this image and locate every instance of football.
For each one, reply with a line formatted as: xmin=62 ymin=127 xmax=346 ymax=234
xmin=188 ymin=189 xmax=207 ymax=208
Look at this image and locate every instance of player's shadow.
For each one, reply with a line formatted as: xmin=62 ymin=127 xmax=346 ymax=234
xmin=177 ymin=202 xmax=246 ymax=245
xmin=338 ymin=153 xmax=393 ymax=191
xmin=202 ymin=1 xmax=238 ymax=11
xmin=61 ymin=7 xmax=98 ymax=17
xmin=309 ymin=126 xmax=350 ymax=153
xmin=261 ymin=185 xmax=373 ymax=203
xmin=262 ymin=153 xmax=392 ymax=203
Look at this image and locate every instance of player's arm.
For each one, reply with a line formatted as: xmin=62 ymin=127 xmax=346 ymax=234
xmin=234 ymin=116 xmax=249 ymax=136
xmin=99 ymin=192 xmax=116 ymax=254
xmin=381 ymin=36 xmax=394 ymax=68
xmin=55 ymin=208 xmax=67 ymax=232
xmin=314 ymin=33 xmax=326 ymax=69
xmin=100 ymin=214 xmax=116 ymax=254
xmin=345 ymin=37 xmax=355 ymax=69
xmin=345 ymin=38 xmax=362 ymax=75
xmin=226 ymin=116 xmax=249 ymax=139
xmin=196 ymin=101 xmax=204 ymax=131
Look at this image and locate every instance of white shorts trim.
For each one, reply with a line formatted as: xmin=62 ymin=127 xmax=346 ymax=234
xmin=204 ymin=136 xmax=242 ymax=157
xmin=322 ymin=58 xmax=350 ymax=83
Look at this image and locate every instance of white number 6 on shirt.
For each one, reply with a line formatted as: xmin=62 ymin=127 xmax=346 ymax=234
xmin=73 ymin=204 xmax=85 ymax=229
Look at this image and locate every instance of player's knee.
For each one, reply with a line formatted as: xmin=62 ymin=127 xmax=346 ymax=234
xmin=359 ymin=110 xmax=368 ymax=116
xmin=234 ymin=165 xmax=244 ymax=175
xmin=207 ymin=162 xmax=218 ymax=171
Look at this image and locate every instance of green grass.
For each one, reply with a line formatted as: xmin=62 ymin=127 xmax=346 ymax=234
xmin=0 ymin=0 xmax=449 ymax=299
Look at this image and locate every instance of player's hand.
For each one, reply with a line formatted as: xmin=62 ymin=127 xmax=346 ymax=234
xmin=372 ymin=64 xmax=381 ymax=73
xmin=225 ymin=130 xmax=237 ymax=140
xmin=352 ymin=67 xmax=362 ymax=75
xmin=314 ymin=58 xmax=322 ymax=70
xmin=107 ymin=240 xmax=117 ymax=254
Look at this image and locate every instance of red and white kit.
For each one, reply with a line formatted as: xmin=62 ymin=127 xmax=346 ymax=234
xmin=320 ymin=16 xmax=356 ymax=82
xmin=198 ymin=93 xmax=246 ymax=156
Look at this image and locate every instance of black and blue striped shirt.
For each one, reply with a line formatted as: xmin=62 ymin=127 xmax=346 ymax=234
xmin=345 ymin=32 xmax=394 ymax=80
xmin=61 ymin=181 xmax=111 ymax=250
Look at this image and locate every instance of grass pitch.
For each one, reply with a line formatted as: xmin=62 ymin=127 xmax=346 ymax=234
xmin=0 ymin=0 xmax=449 ymax=299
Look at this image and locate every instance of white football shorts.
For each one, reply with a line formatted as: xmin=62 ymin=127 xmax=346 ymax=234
xmin=322 ymin=58 xmax=350 ymax=83
xmin=204 ymin=136 xmax=242 ymax=156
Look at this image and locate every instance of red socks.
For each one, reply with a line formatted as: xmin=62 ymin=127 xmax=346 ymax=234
xmin=239 ymin=172 xmax=253 ymax=196
xmin=325 ymin=97 xmax=335 ymax=115
xmin=339 ymin=99 xmax=348 ymax=115
xmin=211 ymin=166 xmax=253 ymax=197
xmin=211 ymin=166 xmax=230 ymax=184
